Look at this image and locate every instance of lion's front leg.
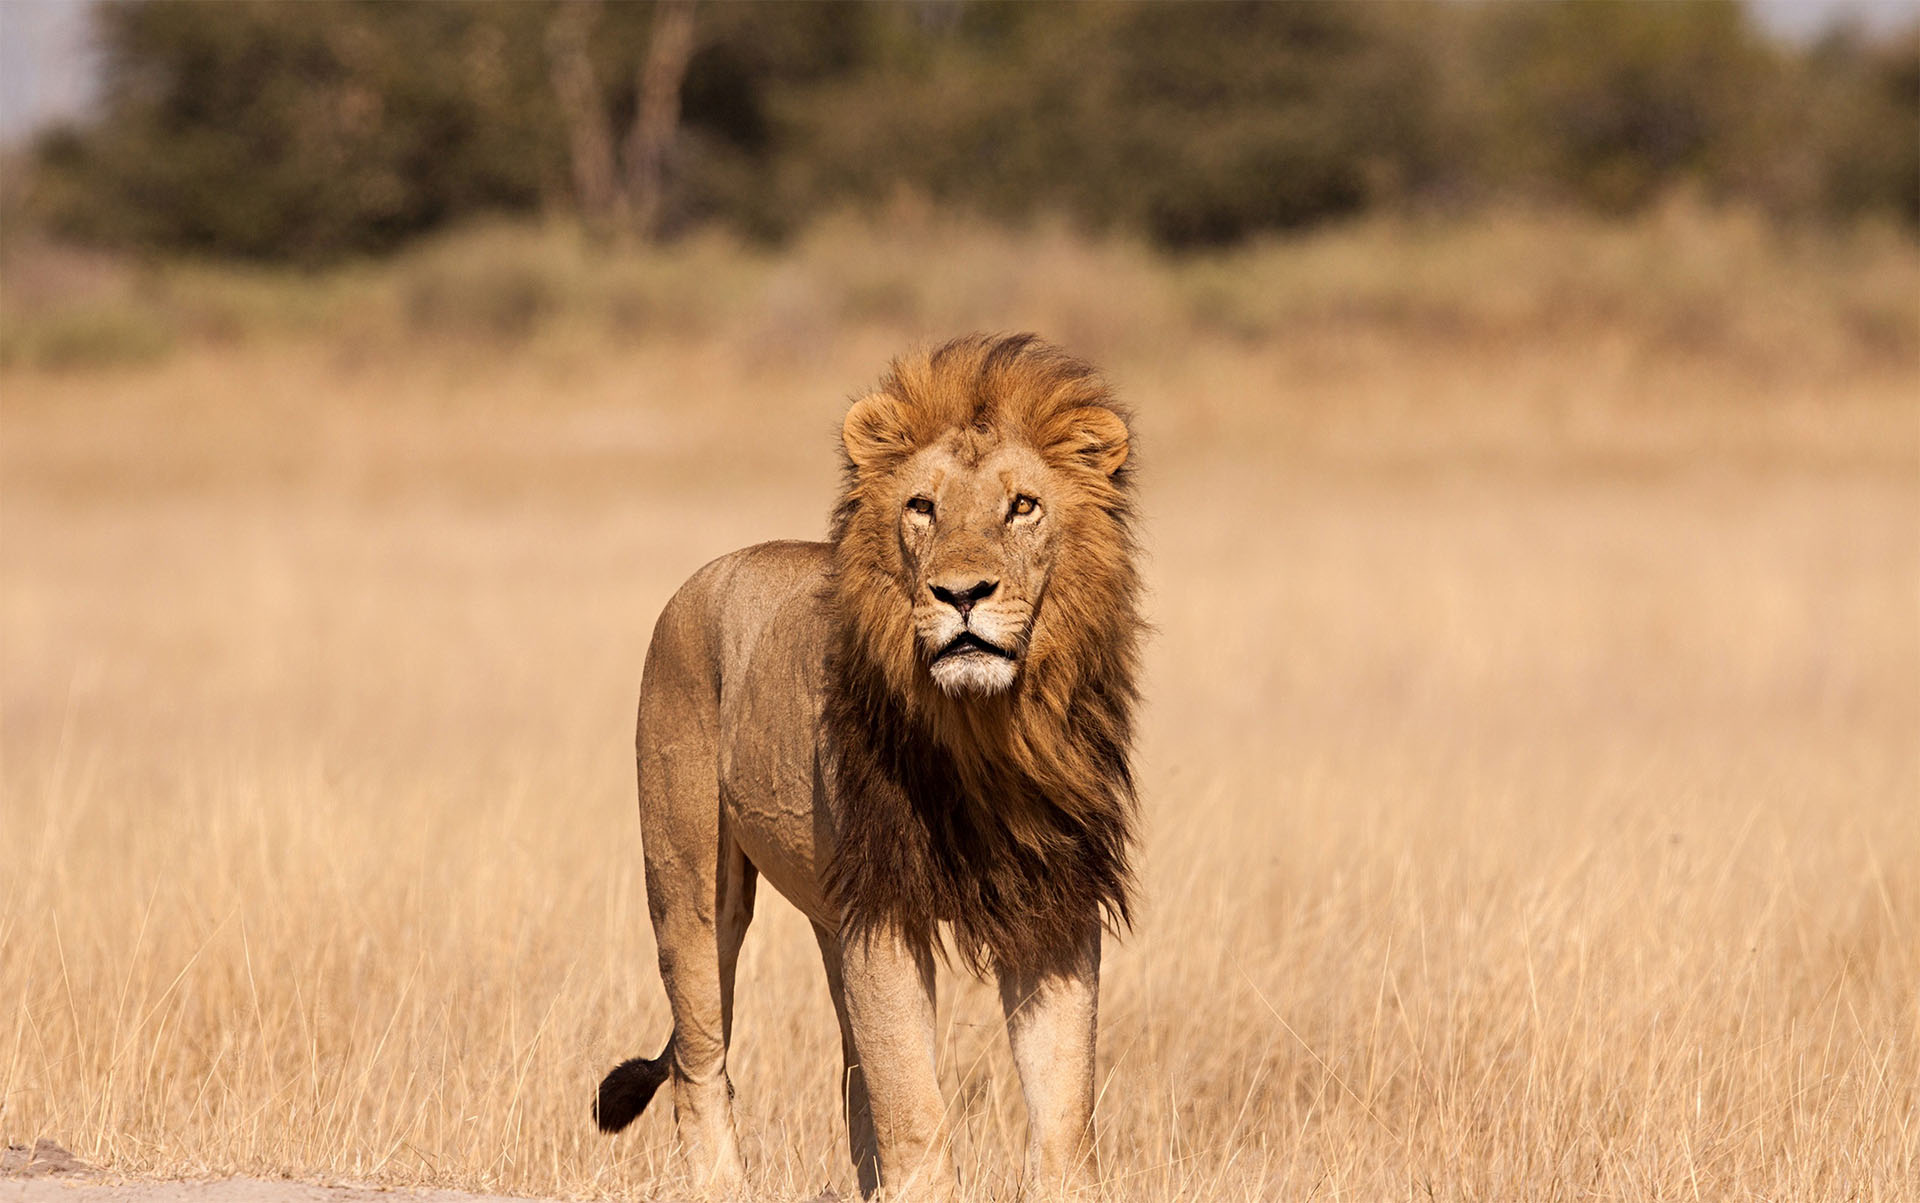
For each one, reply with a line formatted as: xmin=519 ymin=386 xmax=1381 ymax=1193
xmin=838 ymin=927 xmax=955 ymax=1201
xmin=999 ymin=923 xmax=1102 ymax=1199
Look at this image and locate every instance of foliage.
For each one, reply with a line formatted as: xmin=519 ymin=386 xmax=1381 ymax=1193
xmin=19 ymin=0 xmax=1919 ymax=261
xmin=1799 ymin=25 xmax=1920 ymax=226
xmin=32 ymin=1 xmax=559 ymax=261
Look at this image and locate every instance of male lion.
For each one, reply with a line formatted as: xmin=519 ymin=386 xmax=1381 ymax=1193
xmin=596 ymin=334 xmax=1141 ymax=1201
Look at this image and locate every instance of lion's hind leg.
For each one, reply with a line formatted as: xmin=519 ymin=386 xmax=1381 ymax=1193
xmin=599 ymin=834 xmax=756 ymax=1194
xmin=612 ymin=633 xmax=758 ymax=1196
xmin=646 ymin=831 xmax=756 ymax=1194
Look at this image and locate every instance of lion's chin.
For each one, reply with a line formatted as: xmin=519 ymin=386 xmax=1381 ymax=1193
xmin=927 ymin=650 xmax=1018 ymax=697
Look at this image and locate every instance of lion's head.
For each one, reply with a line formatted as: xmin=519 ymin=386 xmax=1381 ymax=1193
xmin=826 ymin=334 xmax=1141 ymax=973
xmin=833 ymin=333 xmax=1135 ymax=706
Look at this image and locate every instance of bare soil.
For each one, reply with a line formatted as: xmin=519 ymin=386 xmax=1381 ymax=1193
xmin=3 ymin=1143 xmax=574 ymax=1203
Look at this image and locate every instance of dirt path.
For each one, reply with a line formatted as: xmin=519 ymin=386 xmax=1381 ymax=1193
xmin=1 ymin=1184 xmax=573 ymax=1203
xmin=2 ymin=1146 xmax=568 ymax=1203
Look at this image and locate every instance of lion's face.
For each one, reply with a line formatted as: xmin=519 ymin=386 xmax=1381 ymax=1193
xmin=893 ymin=436 xmax=1057 ymax=696
xmin=834 ymin=335 xmax=1135 ymax=716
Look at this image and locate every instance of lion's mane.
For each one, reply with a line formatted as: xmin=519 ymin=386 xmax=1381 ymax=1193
xmin=824 ymin=333 xmax=1142 ymax=975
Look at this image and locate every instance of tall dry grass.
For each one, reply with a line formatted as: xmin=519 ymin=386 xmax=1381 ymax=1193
xmin=2 ymin=220 xmax=1917 ymax=1200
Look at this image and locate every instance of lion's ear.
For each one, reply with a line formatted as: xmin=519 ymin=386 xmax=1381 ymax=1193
xmin=842 ymin=392 xmax=911 ymax=469
xmin=1058 ymin=406 xmax=1129 ymax=476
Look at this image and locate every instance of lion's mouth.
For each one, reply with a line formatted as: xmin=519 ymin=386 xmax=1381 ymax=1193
xmin=932 ymin=630 xmax=1016 ymax=663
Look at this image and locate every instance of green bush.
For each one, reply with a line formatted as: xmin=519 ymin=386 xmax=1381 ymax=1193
xmin=34 ymin=1 xmax=559 ymax=262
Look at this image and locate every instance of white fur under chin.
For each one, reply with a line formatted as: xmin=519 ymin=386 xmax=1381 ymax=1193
xmin=929 ymin=651 xmax=1018 ymax=696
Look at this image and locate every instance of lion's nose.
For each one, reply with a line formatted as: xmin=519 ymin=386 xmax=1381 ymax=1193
xmin=929 ymin=578 xmax=998 ymax=616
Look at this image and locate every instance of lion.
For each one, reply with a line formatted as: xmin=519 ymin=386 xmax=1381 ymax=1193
xmin=595 ymin=334 xmax=1141 ymax=1201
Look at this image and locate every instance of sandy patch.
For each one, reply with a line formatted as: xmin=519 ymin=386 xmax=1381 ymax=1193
xmin=1 ymin=1146 xmax=571 ymax=1203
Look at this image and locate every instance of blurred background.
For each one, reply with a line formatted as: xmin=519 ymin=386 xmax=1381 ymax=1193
xmin=5 ymin=0 xmax=1919 ymax=257
xmin=2 ymin=0 xmax=1915 ymax=367
xmin=2 ymin=0 xmax=1918 ymax=364
xmin=1 ymin=3 xmax=1916 ymax=1200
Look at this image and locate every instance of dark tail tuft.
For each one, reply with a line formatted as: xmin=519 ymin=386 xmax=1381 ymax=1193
xmin=595 ymin=1048 xmax=671 ymax=1134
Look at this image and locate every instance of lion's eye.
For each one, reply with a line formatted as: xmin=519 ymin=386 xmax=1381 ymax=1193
xmin=906 ymin=497 xmax=935 ymax=518
xmin=1008 ymin=494 xmax=1039 ymax=521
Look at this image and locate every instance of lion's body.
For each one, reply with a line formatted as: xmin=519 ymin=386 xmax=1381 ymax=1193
xmin=598 ymin=336 xmax=1141 ymax=1201
xmin=649 ymin=539 xmax=838 ymax=926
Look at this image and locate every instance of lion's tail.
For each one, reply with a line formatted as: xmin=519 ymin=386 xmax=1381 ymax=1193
xmin=594 ymin=1043 xmax=671 ymax=1134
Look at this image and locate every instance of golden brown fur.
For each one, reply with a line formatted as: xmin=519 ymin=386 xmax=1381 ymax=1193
xmin=598 ymin=334 xmax=1136 ymax=1197
xmin=825 ymin=333 xmax=1143 ymax=975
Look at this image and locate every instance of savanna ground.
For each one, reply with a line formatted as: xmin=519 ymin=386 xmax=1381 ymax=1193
xmin=3 ymin=212 xmax=1917 ymax=1201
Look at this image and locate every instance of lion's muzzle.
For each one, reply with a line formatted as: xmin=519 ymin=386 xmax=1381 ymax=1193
xmin=920 ymin=607 xmax=1024 ymax=696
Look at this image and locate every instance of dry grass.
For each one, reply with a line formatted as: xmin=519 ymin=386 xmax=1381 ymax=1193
xmin=4 ymin=203 xmax=1916 ymax=376
xmin=2 ymin=222 xmax=1917 ymax=1201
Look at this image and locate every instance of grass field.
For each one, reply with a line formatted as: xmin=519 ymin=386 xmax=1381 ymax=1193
xmin=3 ymin=218 xmax=1917 ymax=1201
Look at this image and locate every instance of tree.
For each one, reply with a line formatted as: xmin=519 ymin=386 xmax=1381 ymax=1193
xmin=545 ymin=0 xmax=696 ymax=243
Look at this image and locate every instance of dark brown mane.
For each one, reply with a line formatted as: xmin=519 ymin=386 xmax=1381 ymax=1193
xmin=823 ymin=334 xmax=1142 ymax=975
